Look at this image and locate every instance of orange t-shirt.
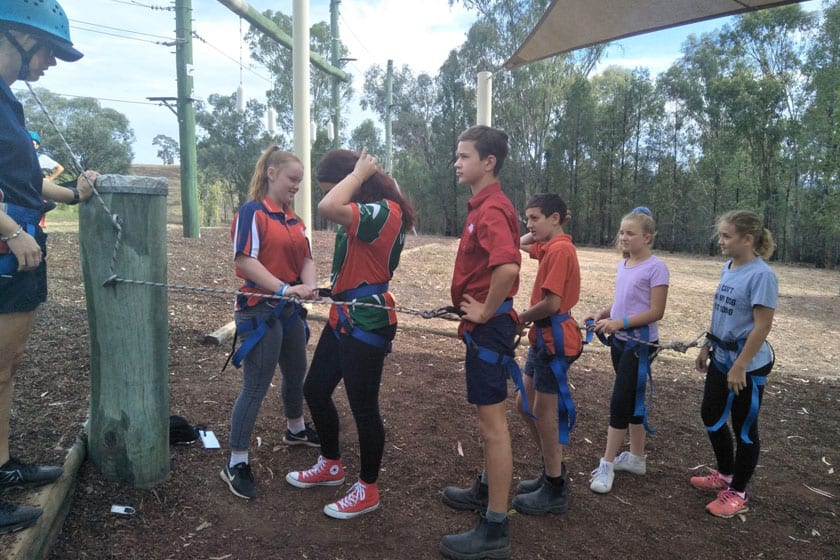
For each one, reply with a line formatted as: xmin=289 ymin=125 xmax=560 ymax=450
xmin=527 ymin=234 xmax=582 ymax=357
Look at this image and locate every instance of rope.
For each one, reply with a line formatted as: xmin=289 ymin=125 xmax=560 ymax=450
xmin=27 ymin=83 xmax=124 ymax=276
xmin=104 ymin=275 xmax=463 ymax=321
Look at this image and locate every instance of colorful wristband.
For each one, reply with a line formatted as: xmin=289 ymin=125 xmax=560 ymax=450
xmin=622 ymin=317 xmax=630 ymax=329
xmin=276 ymin=284 xmax=289 ymax=296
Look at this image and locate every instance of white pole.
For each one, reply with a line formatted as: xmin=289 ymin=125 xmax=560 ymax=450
xmin=293 ymin=0 xmax=312 ymax=239
xmin=476 ymin=71 xmax=492 ymax=126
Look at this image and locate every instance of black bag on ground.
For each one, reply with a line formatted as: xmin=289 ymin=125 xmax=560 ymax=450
xmin=169 ymin=415 xmax=198 ymax=445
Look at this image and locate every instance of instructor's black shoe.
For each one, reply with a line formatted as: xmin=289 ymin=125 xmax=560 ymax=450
xmin=439 ymin=515 xmax=510 ymax=560
xmin=0 ymin=500 xmax=42 ymax=534
xmin=511 ymin=475 xmax=571 ymax=515
xmin=0 ymin=457 xmax=62 ymax=492
xmin=442 ymin=474 xmax=488 ymax=512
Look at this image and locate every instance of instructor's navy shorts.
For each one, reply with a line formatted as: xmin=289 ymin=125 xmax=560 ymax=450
xmin=0 ymin=227 xmax=47 ymax=314
xmin=463 ymin=314 xmax=516 ymax=406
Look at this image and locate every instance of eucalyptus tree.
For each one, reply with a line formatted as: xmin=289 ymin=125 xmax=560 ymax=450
xmin=195 ymin=93 xmax=277 ymax=222
xmin=245 ymin=9 xmax=354 ymax=145
xmin=801 ymin=0 xmax=840 ymax=267
xmin=723 ymin=4 xmax=815 ymax=259
xmin=19 ymin=87 xmax=134 ymax=173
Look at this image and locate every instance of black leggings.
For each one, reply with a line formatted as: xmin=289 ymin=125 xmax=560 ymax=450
xmin=304 ymin=323 xmax=396 ymax=484
xmin=700 ymin=360 xmax=772 ymax=492
xmin=609 ymin=341 xmax=657 ymax=429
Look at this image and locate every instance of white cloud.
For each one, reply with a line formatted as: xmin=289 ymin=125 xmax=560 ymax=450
xmin=24 ymin=0 xmax=473 ymax=163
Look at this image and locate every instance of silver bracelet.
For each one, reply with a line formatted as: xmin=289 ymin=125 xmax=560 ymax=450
xmin=0 ymin=224 xmax=23 ymax=242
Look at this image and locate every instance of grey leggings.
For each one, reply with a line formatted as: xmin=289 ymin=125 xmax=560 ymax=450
xmin=228 ymin=301 xmax=308 ymax=450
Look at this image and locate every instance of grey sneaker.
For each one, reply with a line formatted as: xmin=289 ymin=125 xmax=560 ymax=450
xmin=442 ymin=474 xmax=488 ymax=512
xmin=220 ymin=462 xmax=256 ymax=500
xmin=0 ymin=500 xmax=42 ymax=534
xmin=613 ymin=451 xmax=646 ymax=475
xmin=589 ymin=459 xmax=614 ymax=494
xmin=0 ymin=457 xmax=62 ymax=492
xmin=283 ymin=423 xmax=321 ymax=448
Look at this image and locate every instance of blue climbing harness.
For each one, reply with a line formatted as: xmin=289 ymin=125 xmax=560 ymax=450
xmin=590 ymin=321 xmax=656 ymax=434
xmin=0 ymin=203 xmax=43 ymax=276
xmin=534 ymin=312 xmax=578 ymax=445
xmin=704 ymin=332 xmax=770 ymax=444
xmin=331 ymin=282 xmax=392 ymax=352
xmin=461 ymin=299 xmax=531 ymax=416
xmin=228 ymin=293 xmax=309 ymax=369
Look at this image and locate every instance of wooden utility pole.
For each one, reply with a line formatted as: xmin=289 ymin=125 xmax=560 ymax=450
xmin=80 ymin=175 xmax=170 ymax=487
xmin=175 ymin=0 xmax=200 ymax=238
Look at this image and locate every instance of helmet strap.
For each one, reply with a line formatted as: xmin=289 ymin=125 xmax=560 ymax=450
xmin=3 ymin=31 xmax=41 ymax=81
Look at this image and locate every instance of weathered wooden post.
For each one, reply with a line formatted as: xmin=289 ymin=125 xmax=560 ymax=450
xmin=79 ymin=175 xmax=169 ymax=487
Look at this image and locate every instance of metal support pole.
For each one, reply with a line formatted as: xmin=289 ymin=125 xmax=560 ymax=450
xmin=293 ymin=0 xmax=312 ymax=239
xmin=477 ymin=71 xmax=493 ymax=126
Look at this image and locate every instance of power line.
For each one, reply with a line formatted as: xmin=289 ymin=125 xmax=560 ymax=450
xmin=338 ymin=14 xmax=378 ymax=64
xmin=22 ymin=90 xmax=162 ymax=106
xmin=191 ymin=30 xmax=273 ymax=84
xmin=108 ymin=0 xmax=174 ymax=11
xmin=69 ymin=18 xmax=176 ymax=41
xmin=71 ymin=24 xmax=175 ymax=45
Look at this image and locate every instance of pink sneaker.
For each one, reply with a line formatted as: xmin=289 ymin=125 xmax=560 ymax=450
xmin=706 ymin=489 xmax=749 ymax=518
xmin=690 ymin=469 xmax=731 ymax=491
xmin=323 ymin=481 xmax=380 ymax=519
xmin=285 ymin=456 xmax=345 ymax=488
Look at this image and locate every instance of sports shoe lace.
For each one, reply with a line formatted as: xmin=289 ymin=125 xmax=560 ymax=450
xmin=715 ymin=489 xmax=741 ymax=505
xmin=337 ymin=482 xmax=365 ymax=509
xmin=303 ymin=456 xmax=329 ymax=478
xmin=590 ymin=462 xmax=609 ymax=480
xmin=236 ymin=463 xmax=254 ymax=482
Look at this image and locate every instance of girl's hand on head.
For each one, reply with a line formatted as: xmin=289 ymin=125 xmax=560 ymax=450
xmin=352 ymin=147 xmax=379 ymax=182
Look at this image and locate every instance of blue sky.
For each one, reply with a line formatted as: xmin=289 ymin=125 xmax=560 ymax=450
xmin=19 ymin=0 xmax=821 ymax=163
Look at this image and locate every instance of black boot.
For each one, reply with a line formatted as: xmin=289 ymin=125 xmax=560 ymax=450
xmin=511 ymin=469 xmax=571 ymax=515
xmin=439 ymin=515 xmax=510 ymax=560
xmin=515 ymin=470 xmax=545 ymax=494
xmin=442 ymin=474 xmax=488 ymax=512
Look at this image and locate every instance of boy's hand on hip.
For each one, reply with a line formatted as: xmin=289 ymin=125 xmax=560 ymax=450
xmin=460 ymin=294 xmax=489 ymax=324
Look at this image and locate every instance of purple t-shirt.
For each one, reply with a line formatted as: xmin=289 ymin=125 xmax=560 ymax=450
xmin=610 ymin=255 xmax=670 ymax=342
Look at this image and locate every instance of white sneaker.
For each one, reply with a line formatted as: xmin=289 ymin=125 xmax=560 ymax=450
xmin=613 ymin=451 xmax=646 ymax=475
xmin=589 ymin=458 xmax=615 ymax=494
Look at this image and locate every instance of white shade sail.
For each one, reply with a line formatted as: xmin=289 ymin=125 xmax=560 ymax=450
xmin=505 ymin=0 xmax=806 ymax=69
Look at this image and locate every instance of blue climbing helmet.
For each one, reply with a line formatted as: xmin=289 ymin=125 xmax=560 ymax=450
xmin=28 ymin=130 xmax=41 ymax=144
xmin=0 ymin=0 xmax=83 ymax=63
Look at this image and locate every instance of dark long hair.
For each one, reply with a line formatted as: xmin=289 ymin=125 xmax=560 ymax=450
xmin=316 ymin=149 xmax=416 ymax=230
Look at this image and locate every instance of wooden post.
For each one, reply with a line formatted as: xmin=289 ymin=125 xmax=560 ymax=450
xmin=79 ymin=175 xmax=169 ymax=487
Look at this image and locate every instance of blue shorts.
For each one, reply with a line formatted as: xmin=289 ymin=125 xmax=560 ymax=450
xmin=0 ymin=228 xmax=47 ymax=314
xmin=463 ymin=314 xmax=517 ymax=406
xmin=523 ymin=346 xmax=561 ymax=394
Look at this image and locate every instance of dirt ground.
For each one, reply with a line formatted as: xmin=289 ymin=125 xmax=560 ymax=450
xmin=1 ymin=225 xmax=838 ymax=560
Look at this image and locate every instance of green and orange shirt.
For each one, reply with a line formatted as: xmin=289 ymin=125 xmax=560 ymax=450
xmin=329 ymin=199 xmax=405 ymax=331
